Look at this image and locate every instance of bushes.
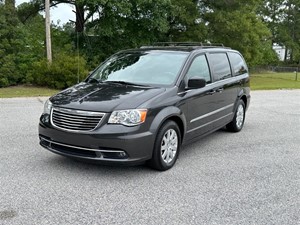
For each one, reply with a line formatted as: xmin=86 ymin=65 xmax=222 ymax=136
xmin=0 ymin=3 xmax=91 ymax=89
xmin=0 ymin=52 xmax=90 ymax=89
xmin=28 ymin=53 xmax=89 ymax=89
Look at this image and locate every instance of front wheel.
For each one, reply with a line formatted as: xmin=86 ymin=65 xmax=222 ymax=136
xmin=148 ymin=121 xmax=181 ymax=171
xmin=226 ymin=100 xmax=246 ymax=132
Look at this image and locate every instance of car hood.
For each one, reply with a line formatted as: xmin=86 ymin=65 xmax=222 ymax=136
xmin=50 ymin=82 xmax=165 ymax=112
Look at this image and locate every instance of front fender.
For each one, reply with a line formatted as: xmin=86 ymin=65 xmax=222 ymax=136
xmin=149 ymin=106 xmax=187 ymax=139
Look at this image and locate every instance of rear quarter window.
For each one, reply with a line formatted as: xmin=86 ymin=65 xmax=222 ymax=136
xmin=228 ymin=52 xmax=248 ymax=76
xmin=209 ymin=53 xmax=232 ymax=82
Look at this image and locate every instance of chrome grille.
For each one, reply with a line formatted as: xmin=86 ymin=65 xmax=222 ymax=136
xmin=51 ymin=107 xmax=105 ymax=132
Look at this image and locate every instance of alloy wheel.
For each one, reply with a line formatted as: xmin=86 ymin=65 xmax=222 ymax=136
xmin=160 ymin=129 xmax=178 ymax=164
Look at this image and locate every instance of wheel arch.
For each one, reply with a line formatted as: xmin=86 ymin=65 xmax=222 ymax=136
xmin=237 ymin=88 xmax=248 ymax=109
xmin=240 ymin=95 xmax=247 ymax=108
xmin=149 ymin=106 xmax=186 ymax=143
xmin=167 ymin=116 xmax=185 ymax=143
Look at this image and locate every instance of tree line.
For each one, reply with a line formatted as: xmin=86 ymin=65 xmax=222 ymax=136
xmin=0 ymin=0 xmax=299 ymax=88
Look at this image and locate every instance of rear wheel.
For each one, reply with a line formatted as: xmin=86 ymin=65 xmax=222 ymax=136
xmin=148 ymin=121 xmax=181 ymax=171
xmin=226 ymin=100 xmax=245 ymax=132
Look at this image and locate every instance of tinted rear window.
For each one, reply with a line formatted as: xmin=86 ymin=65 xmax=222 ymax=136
xmin=209 ymin=53 xmax=232 ymax=81
xmin=228 ymin=52 xmax=248 ymax=76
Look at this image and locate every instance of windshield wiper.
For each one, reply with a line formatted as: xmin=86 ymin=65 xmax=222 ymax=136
xmin=105 ymin=81 xmax=149 ymax=87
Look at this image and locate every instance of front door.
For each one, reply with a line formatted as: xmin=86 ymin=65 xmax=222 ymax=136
xmin=181 ymin=54 xmax=220 ymax=140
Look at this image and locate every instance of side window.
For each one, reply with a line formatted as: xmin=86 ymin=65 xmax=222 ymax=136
xmin=209 ymin=53 xmax=232 ymax=81
xmin=186 ymin=55 xmax=211 ymax=83
xmin=228 ymin=52 xmax=248 ymax=76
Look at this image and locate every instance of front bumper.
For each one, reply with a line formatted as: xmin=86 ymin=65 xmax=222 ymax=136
xmin=39 ymin=119 xmax=155 ymax=165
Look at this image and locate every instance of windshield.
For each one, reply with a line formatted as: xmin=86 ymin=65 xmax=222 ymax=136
xmin=89 ymin=51 xmax=188 ymax=86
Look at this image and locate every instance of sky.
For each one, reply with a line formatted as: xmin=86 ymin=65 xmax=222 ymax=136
xmin=16 ymin=0 xmax=75 ymax=25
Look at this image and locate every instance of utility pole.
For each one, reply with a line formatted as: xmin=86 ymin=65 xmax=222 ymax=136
xmin=45 ymin=0 xmax=52 ymax=64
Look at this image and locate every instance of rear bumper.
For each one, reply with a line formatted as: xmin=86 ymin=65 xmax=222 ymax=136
xmin=39 ymin=120 xmax=155 ymax=165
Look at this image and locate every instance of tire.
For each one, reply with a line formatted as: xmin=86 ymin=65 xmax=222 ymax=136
xmin=226 ymin=100 xmax=246 ymax=132
xmin=148 ymin=120 xmax=181 ymax=171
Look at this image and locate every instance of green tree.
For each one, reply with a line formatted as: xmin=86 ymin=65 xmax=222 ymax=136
xmin=0 ymin=2 xmax=28 ymax=87
xmin=201 ymin=0 xmax=277 ymax=66
xmin=259 ymin=0 xmax=300 ymax=63
xmin=278 ymin=0 xmax=300 ymax=62
xmin=167 ymin=0 xmax=208 ymax=42
xmin=259 ymin=0 xmax=284 ymax=44
xmin=71 ymin=0 xmax=174 ymax=64
xmin=20 ymin=9 xmax=88 ymax=87
xmin=4 ymin=0 xmax=15 ymax=9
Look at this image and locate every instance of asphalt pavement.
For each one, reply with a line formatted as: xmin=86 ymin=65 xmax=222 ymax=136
xmin=0 ymin=90 xmax=300 ymax=225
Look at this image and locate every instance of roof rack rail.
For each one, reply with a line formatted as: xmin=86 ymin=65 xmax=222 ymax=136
xmin=141 ymin=42 xmax=228 ymax=48
xmin=153 ymin=42 xmax=224 ymax=47
xmin=151 ymin=42 xmax=225 ymax=47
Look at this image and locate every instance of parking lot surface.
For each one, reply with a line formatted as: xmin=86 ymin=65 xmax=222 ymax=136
xmin=0 ymin=90 xmax=300 ymax=225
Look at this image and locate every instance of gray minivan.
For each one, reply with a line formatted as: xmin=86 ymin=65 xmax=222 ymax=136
xmin=39 ymin=43 xmax=250 ymax=171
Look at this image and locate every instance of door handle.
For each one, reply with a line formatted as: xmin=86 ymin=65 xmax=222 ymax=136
xmin=206 ymin=90 xmax=216 ymax=95
xmin=216 ymin=88 xmax=224 ymax=93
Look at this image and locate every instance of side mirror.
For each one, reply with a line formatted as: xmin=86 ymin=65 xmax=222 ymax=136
xmin=188 ymin=77 xmax=206 ymax=89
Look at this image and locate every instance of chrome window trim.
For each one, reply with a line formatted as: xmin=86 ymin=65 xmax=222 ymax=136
xmin=177 ymin=73 xmax=248 ymax=95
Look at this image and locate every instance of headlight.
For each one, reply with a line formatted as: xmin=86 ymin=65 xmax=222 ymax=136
xmin=43 ymin=99 xmax=52 ymax=114
xmin=108 ymin=109 xmax=147 ymax=126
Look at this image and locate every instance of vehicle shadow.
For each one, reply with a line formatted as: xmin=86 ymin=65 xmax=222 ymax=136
xmin=181 ymin=128 xmax=227 ymax=151
xmin=43 ymin=153 xmax=155 ymax=176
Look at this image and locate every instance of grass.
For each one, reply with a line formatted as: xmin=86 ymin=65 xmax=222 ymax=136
xmin=0 ymin=85 xmax=59 ymax=98
xmin=251 ymin=72 xmax=300 ymax=90
xmin=0 ymin=72 xmax=299 ymax=98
